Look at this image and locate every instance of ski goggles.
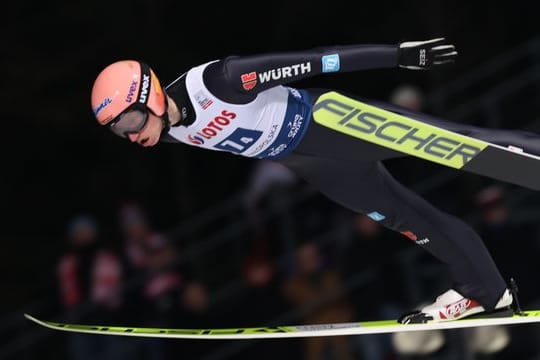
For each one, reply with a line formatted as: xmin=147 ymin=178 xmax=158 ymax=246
xmin=108 ymin=104 xmax=149 ymax=138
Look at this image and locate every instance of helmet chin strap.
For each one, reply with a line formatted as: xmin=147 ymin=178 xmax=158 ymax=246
xmin=159 ymin=92 xmax=171 ymax=137
xmin=159 ymin=112 xmax=171 ymax=137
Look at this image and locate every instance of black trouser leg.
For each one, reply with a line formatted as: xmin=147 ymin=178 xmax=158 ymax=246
xmin=279 ymin=153 xmax=507 ymax=310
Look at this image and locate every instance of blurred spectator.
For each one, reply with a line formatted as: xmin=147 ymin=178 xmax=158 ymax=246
xmin=117 ymin=201 xmax=183 ymax=359
xmin=182 ymin=280 xmax=209 ymax=316
xmin=119 ymin=201 xmax=154 ymax=270
xmin=471 ymin=184 xmax=540 ymax=358
xmin=281 ymin=241 xmax=355 ymax=360
xmin=389 ymin=84 xmax=426 ymax=112
xmin=243 ymin=160 xmax=300 ymax=246
xmin=142 ymin=233 xmax=183 ymax=326
xmin=472 ymin=184 xmax=538 ymax=293
xmin=386 ymin=84 xmax=430 ymax=187
xmin=341 ymin=213 xmax=409 ymax=304
xmin=242 ymin=234 xmax=276 ymax=289
xmin=117 ymin=200 xmax=167 ymax=315
xmin=239 ymin=231 xmax=287 ymax=325
xmin=341 ymin=213 xmax=409 ymax=359
xmin=473 ymin=184 xmax=509 ymax=227
xmin=244 ymin=160 xmax=299 ymax=210
xmin=116 ymin=201 xmax=154 ymax=329
xmin=56 ymin=214 xmax=127 ymax=360
xmin=167 ymin=279 xmax=213 ymax=359
xmin=139 ymin=233 xmax=183 ymax=360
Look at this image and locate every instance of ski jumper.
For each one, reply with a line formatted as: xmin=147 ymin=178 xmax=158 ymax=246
xmin=162 ymin=44 xmax=540 ymax=311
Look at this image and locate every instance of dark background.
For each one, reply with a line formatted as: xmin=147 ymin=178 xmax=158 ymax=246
xmin=3 ymin=1 xmax=540 ymax=358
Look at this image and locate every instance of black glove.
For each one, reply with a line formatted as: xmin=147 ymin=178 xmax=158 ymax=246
xmin=398 ymin=38 xmax=457 ymax=70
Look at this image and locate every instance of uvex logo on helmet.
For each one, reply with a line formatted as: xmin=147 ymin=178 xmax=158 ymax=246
xmin=125 ymin=80 xmax=138 ymax=103
xmin=139 ymin=74 xmax=150 ymax=103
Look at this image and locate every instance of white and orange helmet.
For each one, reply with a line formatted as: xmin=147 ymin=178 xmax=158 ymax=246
xmin=91 ymin=60 xmax=167 ymax=135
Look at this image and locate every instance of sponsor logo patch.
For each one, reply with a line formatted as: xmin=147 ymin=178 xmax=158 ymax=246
xmin=367 ymin=211 xmax=385 ymax=221
xmin=322 ymin=54 xmax=340 ymax=73
xmin=94 ymin=97 xmax=112 ymax=116
xmin=419 ymin=49 xmax=426 ymax=66
xmin=444 ymin=298 xmax=472 ymax=319
xmin=241 ymin=62 xmax=311 ymax=91
xmin=401 ymin=230 xmax=418 ymax=241
xmin=194 ymin=90 xmax=213 ymax=110
xmin=287 ymin=114 xmax=303 ymax=138
xmin=187 ymin=110 xmax=236 ymax=145
xmin=241 ymin=72 xmax=257 ymax=91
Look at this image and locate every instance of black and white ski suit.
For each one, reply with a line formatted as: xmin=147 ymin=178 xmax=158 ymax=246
xmin=162 ymin=42 xmax=540 ymax=311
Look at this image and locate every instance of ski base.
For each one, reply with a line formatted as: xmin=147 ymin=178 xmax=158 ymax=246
xmin=24 ymin=310 xmax=540 ymax=340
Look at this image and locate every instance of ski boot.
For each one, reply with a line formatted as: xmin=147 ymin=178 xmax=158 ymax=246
xmin=398 ymin=279 xmax=522 ymax=324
